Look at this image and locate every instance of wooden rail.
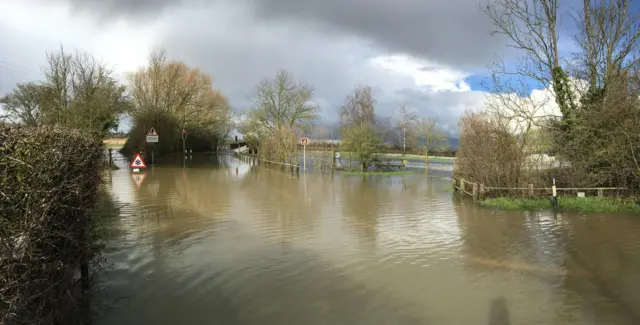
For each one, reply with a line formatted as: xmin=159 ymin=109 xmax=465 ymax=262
xmin=236 ymin=153 xmax=302 ymax=174
xmin=452 ymin=177 xmax=626 ymax=201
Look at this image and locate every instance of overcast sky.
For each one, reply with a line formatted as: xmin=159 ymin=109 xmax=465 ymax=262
xmin=1 ymin=0 xmax=528 ymax=135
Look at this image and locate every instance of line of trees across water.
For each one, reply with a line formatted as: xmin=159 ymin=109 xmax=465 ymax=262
xmin=238 ymin=71 xmax=452 ymax=172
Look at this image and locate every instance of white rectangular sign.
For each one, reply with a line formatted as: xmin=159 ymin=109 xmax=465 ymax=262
xmin=146 ymin=135 xmax=159 ymax=143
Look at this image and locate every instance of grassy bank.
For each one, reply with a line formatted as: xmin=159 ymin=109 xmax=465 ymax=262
xmin=377 ymin=153 xmax=456 ymax=162
xmin=300 ymin=150 xmax=456 ymax=162
xmin=342 ymin=170 xmax=415 ymax=176
xmin=479 ymin=196 xmax=640 ymax=213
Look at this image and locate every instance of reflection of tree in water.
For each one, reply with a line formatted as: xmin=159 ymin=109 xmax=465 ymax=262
xmin=99 ymin=231 xmax=433 ymax=325
xmin=339 ymin=176 xmax=384 ymax=244
xmin=238 ymin=167 xmax=334 ymax=245
xmin=129 ymin=161 xmax=234 ymax=255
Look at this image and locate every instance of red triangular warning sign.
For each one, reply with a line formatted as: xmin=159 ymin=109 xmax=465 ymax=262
xmin=130 ymin=153 xmax=147 ymax=168
xmin=131 ymin=172 xmax=147 ymax=188
xmin=147 ymin=127 xmax=159 ymax=136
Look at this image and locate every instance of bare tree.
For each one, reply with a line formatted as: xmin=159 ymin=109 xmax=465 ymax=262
xmin=393 ymin=104 xmax=418 ymax=157
xmin=413 ymin=117 xmax=448 ymax=167
xmin=340 ymin=85 xmax=383 ymax=171
xmin=128 ymin=49 xmax=228 ymax=130
xmin=0 ymin=83 xmax=46 ymax=126
xmin=247 ymin=69 xmax=319 ymax=162
xmin=575 ymin=0 xmax=640 ymax=92
xmin=482 ymin=0 xmax=578 ymax=127
xmin=340 ymin=85 xmax=375 ymax=128
xmin=124 ymin=48 xmax=230 ymax=154
xmin=1 ymin=46 xmax=129 ymax=136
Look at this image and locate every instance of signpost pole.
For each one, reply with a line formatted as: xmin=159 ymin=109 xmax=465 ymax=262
xmin=303 ymin=142 xmax=306 ymax=172
xmin=146 ymin=127 xmax=159 ymax=165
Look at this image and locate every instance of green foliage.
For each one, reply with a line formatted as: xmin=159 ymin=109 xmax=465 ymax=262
xmin=0 ymin=124 xmax=104 ymax=324
xmin=341 ymin=123 xmax=383 ymax=172
xmin=480 ymin=196 xmax=640 ymax=213
xmin=552 ymin=66 xmax=577 ymax=122
xmin=121 ymin=113 xmax=221 ymax=156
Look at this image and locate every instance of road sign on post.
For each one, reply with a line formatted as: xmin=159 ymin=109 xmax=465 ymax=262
xmin=130 ymin=153 xmax=146 ymax=171
xmin=301 ymin=137 xmax=309 ymax=171
xmin=146 ymin=127 xmax=159 ymax=143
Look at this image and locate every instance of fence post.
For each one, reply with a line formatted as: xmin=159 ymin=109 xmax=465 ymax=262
xmin=460 ymin=178 xmax=465 ymax=194
xmin=528 ymin=184 xmax=534 ymax=197
xmin=452 ymin=177 xmax=457 ymax=192
xmin=597 ymin=188 xmax=603 ymax=197
xmin=108 ymin=148 xmax=113 ymax=166
xmin=479 ymin=183 xmax=485 ymax=200
xmin=472 ymin=183 xmax=478 ymax=201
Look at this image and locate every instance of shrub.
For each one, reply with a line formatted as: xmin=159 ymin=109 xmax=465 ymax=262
xmin=0 ymin=125 xmax=103 ymax=325
xmin=454 ymin=111 xmax=526 ymax=187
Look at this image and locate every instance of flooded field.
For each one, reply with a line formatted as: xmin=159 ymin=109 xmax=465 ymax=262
xmin=97 ymin=154 xmax=640 ymax=325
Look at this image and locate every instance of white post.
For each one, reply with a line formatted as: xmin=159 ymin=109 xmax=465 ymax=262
xmin=303 ymin=143 xmax=306 ymax=171
xmin=403 ymin=127 xmax=406 ymax=157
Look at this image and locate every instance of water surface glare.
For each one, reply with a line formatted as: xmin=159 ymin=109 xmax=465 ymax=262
xmin=97 ymin=154 xmax=640 ymax=325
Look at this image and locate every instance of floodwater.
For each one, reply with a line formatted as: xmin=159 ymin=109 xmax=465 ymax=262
xmin=97 ymin=153 xmax=640 ymax=325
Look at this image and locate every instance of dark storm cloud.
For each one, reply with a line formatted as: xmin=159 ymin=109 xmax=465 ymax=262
xmin=56 ymin=0 xmax=506 ymax=69
xmin=4 ymin=0 xmax=494 ymax=135
xmin=158 ymin=7 xmax=388 ymax=120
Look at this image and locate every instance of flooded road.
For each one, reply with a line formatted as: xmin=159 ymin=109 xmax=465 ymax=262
xmin=97 ymin=154 xmax=640 ymax=325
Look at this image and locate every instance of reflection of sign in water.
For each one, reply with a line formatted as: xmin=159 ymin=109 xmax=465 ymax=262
xmin=131 ymin=172 xmax=147 ymax=188
xmin=335 ymin=152 xmax=341 ymax=159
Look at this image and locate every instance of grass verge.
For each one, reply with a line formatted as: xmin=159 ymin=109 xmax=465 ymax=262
xmin=377 ymin=153 xmax=456 ymax=162
xmin=103 ymin=138 xmax=127 ymax=148
xmin=479 ymin=196 xmax=640 ymax=213
xmin=342 ymin=170 xmax=415 ymax=176
xmin=298 ymin=151 xmax=456 ymax=162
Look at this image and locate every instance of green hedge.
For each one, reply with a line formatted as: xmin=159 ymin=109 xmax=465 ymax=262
xmin=121 ymin=114 xmax=221 ymax=157
xmin=0 ymin=125 xmax=103 ymax=324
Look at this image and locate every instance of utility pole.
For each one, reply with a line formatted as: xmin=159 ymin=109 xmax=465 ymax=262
xmin=403 ymin=127 xmax=406 ymax=158
xmin=182 ymin=105 xmax=186 ymax=161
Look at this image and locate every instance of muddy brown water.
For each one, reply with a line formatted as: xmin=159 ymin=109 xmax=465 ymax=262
xmin=97 ymin=153 xmax=640 ymax=325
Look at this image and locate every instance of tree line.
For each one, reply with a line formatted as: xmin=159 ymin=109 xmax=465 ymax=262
xmin=1 ymin=47 xmax=233 ymax=156
xmin=239 ymin=70 xmax=449 ymax=171
xmin=455 ymin=0 xmax=640 ymax=193
xmin=1 ymin=47 xmax=450 ymax=166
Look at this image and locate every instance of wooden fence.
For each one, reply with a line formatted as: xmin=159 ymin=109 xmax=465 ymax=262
xmin=452 ymin=177 xmax=626 ymax=201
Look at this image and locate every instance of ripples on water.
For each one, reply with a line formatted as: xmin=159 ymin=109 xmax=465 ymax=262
xmin=97 ymin=154 xmax=640 ymax=325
